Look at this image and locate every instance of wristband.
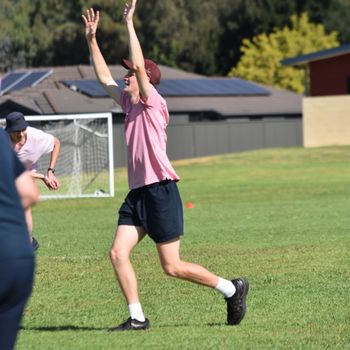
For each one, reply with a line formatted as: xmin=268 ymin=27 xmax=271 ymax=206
xmin=47 ymin=167 xmax=55 ymax=173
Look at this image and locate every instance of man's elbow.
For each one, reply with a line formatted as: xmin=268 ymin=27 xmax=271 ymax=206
xmin=132 ymin=62 xmax=144 ymax=73
xmin=54 ymin=137 xmax=60 ymax=147
xmin=100 ymin=78 xmax=118 ymax=91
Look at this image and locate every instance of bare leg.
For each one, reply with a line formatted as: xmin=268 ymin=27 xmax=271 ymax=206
xmin=156 ymin=238 xmax=219 ymax=287
xmin=25 ymin=207 xmax=33 ymax=241
xmin=109 ymin=225 xmax=146 ymax=304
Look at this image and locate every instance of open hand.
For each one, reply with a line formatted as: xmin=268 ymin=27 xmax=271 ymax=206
xmin=123 ymin=0 xmax=137 ymax=23
xmin=82 ymin=8 xmax=100 ymax=40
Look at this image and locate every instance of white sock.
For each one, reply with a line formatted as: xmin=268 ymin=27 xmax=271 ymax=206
xmin=215 ymin=277 xmax=236 ymax=298
xmin=128 ymin=303 xmax=145 ymax=322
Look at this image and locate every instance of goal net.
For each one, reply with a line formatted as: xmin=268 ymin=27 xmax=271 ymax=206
xmin=25 ymin=113 xmax=114 ymax=199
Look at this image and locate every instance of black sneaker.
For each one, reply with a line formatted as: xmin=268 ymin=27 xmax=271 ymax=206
xmin=225 ymin=277 xmax=249 ymax=325
xmin=32 ymin=237 xmax=40 ymax=251
xmin=108 ymin=317 xmax=150 ymax=331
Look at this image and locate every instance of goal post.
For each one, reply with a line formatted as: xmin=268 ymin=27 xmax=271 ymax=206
xmin=25 ymin=113 xmax=114 ymax=199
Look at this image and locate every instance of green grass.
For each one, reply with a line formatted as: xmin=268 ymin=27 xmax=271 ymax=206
xmin=16 ymin=146 xmax=350 ymax=350
xmin=38 ymin=170 xmax=111 ymax=197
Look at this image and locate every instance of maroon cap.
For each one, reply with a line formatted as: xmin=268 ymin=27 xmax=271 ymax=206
xmin=122 ymin=58 xmax=161 ymax=86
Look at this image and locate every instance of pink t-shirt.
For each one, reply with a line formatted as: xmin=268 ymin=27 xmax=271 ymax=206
xmin=121 ymin=85 xmax=180 ymax=189
xmin=17 ymin=126 xmax=54 ymax=171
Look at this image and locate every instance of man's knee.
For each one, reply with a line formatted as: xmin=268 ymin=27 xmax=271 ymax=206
xmin=109 ymin=246 xmax=129 ymax=266
xmin=162 ymin=262 xmax=182 ymax=278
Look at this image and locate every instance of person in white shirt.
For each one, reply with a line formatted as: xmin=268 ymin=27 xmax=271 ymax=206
xmin=5 ymin=111 xmax=60 ymax=251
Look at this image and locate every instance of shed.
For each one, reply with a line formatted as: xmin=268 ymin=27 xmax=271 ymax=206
xmin=282 ymin=43 xmax=350 ymax=96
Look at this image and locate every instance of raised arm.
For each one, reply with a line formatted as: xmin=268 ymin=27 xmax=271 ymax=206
xmin=82 ymin=8 xmax=122 ymax=105
xmin=123 ymin=0 xmax=152 ymax=99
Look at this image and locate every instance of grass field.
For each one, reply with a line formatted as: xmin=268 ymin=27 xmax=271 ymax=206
xmin=16 ymin=146 xmax=350 ymax=350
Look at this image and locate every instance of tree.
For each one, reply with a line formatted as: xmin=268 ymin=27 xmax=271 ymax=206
xmin=0 ymin=0 xmax=33 ymax=71
xmin=229 ymin=13 xmax=339 ymax=94
xmin=0 ymin=0 xmax=347 ymax=77
xmin=136 ymin=0 xmax=223 ymax=75
xmin=216 ymin=0 xmax=299 ymax=75
xmin=215 ymin=0 xmax=349 ymax=76
xmin=30 ymin=0 xmax=88 ymax=66
xmin=322 ymin=0 xmax=350 ymax=44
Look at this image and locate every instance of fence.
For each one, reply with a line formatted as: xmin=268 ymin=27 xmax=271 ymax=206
xmin=112 ymin=117 xmax=302 ymax=167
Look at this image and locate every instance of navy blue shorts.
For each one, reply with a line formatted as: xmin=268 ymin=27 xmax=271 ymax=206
xmin=118 ymin=180 xmax=184 ymax=243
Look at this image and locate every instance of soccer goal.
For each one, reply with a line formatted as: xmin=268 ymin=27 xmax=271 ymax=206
xmin=25 ymin=113 xmax=114 ymax=199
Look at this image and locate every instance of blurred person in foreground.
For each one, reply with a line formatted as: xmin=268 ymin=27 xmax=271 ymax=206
xmin=82 ymin=0 xmax=249 ymax=331
xmin=0 ymin=128 xmax=39 ymax=350
xmin=5 ymin=111 xmax=60 ymax=251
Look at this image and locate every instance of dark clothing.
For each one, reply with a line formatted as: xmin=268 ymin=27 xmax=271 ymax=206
xmin=0 ymin=130 xmax=33 ymax=260
xmin=0 ymin=129 xmax=35 ymax=350
xmin=0 ymin=259 xmax=34 ymax=350
xmin=118 ymin=180 xmax=184 ymax=243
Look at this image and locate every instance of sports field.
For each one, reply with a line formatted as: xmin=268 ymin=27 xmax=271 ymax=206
xmin=17 ymin=146 xmax=349 ymax=350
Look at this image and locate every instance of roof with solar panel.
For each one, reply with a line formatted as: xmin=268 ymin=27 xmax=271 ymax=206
xmin=62 ymin=78 xmax=270 ymax=98
xmin=0 ymin=70 xmax=53 ymax=96
xmin=0 ymin=65 xmax=301 ymax=117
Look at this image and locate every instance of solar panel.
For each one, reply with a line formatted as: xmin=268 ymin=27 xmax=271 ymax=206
xmin=63 ymin=78 xmax=270 ymax=97
xmin=0 ymin=70 xmax=52 ymax=95
xmin=64 ymin=80 xmax=107 ymax=97
xmin=157 ymin=79 xmax=270 ymax=96
xmin=63 ymin=80 xmax=125 ymax=97
xmin=0 ymin=72 xmax=30 ymax=95
xmin=10 ymin=70 xmax=53 ymax=91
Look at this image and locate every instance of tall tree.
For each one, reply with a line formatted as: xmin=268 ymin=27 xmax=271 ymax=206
xmin=216 ymin=0 xmax=349 ymax=75
xmin=136 ymin=0 xmax=222 ymax=74
xmin=0 ymin=0 xmax=33 ymax=71
xmin=216 ymin=0 xmax=300 ymax=75
xmin=322 ymin=0 xmax=350 ymax=44
xmin=229 ymin=13 xmax=339 ymax=93
xmin=0 ymin=0 xmax=348 ymax=77
xmin=30 ymin=0 xmax=89 ymax=66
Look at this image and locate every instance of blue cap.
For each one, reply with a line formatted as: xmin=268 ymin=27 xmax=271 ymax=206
xmin=5 ymin=112 xmax=29 ymax=133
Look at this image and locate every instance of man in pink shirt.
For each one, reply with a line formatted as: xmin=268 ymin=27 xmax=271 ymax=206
xmin=83 ymin=0 xmax=248 ymax=331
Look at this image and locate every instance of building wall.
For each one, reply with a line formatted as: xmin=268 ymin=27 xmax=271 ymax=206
xmin=113 ymin=117 xmax=302 ymax=167
xmin=303 ymin=95 xmax=350 ymax=147
xmin=310 ymin=53 xmax=350 ymax=96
